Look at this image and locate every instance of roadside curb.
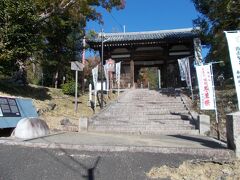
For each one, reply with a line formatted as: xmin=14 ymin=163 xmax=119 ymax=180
xmin=0 ymin=139 xmax=234 ymax=159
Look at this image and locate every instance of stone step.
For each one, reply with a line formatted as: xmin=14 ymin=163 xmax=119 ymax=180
xmin=94 ymin=114 xmax=187 ymax=120
xmin=111 ymin=103 xmax=185 ymax=106
xmin=105 ymin=107 xmax=188 ymax=111
xmin=146 ymin=119 xmax=191 ymax=124
xmin=115 ymin=99 xmax=183 ymax=102
xmin=88 ymin=127 xmax=199 ymax=135
xmin=117 ymin=101 xmax=183 ymax=104
xmin=110 ymin=105 xmax=186 ymax=109
xmin=89 ymin=123 xmax=195 ymax=129
xmin=90 ymin=120 xmax=192 ymax=126
xmin=145 ymin=110 xmax=189 ymax=115
xmin=88 ymin=89 xmax=197 ymax=135
xmin=101 ymin=110 xmax=189 ymax=116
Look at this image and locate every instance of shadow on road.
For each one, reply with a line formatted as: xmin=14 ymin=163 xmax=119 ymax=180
xmin=168 ymin=135 xmax=226 ymax=149
xmin=40 ymin=138 xmax=100 ymax=180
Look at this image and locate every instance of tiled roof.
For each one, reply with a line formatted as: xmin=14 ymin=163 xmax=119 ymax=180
xmin=88 ymin=28 xmax=199 ymax=43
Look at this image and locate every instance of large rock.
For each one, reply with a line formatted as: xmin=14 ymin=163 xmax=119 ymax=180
xmin=12 ymin=117 xmax=50 ymax=139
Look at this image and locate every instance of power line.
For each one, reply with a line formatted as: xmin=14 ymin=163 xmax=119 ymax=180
xmin=109 ymin=12 xmax=124 ymax=32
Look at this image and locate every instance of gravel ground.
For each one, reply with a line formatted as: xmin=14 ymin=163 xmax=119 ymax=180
xmin=147 ymin=159 xmax=240 ymax=179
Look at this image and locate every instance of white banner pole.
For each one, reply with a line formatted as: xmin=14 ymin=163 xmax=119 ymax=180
xmin=187 ymin=60 xmax=194 ymax=101
xmin=210 ymin=63 xmax=220 ymax=139
xmin=210 ymin=64 xmax=218 ymax=123
xmin=89 ymin=84 xmax=92 ymax=101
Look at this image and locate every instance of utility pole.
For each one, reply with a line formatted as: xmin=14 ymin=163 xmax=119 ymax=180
xmin=100 ymin=29 xmax=104 ymax=109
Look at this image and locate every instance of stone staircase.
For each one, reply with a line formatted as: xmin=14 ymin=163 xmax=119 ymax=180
xmin=88 ymin=89 xmax=198 ymax=135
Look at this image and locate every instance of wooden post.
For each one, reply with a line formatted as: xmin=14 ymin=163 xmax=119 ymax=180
xmin=130 ymin=60 xmax=135 ymax=88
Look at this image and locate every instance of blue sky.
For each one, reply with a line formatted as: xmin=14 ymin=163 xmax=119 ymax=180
xmin=86 ymin=0 xmax=208 ymax=58
xmin=87 ymin=0 xmax=199 ymax=33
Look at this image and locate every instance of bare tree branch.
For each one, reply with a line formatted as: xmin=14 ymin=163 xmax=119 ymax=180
xmin=38 ymin=0 xmax=77 ymax=21
xmin=60 ymin=0 xmax=76 ymax=10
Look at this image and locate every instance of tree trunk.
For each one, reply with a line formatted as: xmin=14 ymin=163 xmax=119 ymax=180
xmin=14 ymin=60 xmax=27 ymax=86
xmin=54 ymin=71 xmax=59 ymax=88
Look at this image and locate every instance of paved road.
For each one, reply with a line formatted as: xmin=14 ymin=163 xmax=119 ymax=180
xmin=0 ymin=144 xmax=207 ymax=180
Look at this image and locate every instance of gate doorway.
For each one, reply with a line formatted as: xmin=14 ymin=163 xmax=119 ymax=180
xmin=135 ymin=67 xmax=158 ymax=89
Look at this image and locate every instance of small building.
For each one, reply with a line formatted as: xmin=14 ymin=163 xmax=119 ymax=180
xmin=87 ymin=28 xmax=202 ymax=88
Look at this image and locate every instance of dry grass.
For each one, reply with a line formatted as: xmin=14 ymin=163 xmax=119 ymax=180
xmin=0 ymin=84 xmax=118 ymax=130
xmin=147 ymin=160 xmax=240 ymax=180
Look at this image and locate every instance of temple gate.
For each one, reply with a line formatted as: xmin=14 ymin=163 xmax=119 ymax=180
xmin=87 ymin=28 xmax=202 ymax=88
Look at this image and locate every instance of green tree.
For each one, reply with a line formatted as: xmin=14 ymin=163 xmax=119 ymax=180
xmin=0 ymin=0 xmax=41 ymax=83
xmin=192 ymin=0 xmax=240 ymax=79
xmin=40 ymin=12 xmax=83 ymax=87
xmin=0 ymin=0 xmax=125 ymax=85
xmin=35 ymin=0 xmax=125 ymax=87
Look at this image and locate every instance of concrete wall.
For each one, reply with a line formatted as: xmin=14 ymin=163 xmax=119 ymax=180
xmin=198 ymin=114 xmax=210 ymax=136
xmin=226 ymin=112 xmax=240 ymax=158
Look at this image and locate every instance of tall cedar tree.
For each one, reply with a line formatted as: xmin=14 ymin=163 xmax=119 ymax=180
xmin=192 ymin=0 xmax=240 ymax=79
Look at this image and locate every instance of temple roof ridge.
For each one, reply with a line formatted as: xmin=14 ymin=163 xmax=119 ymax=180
xmin=87 ymin=27 xmax=200 ymax=44
xmin=103 ymin=27 xmax=196 ymax=36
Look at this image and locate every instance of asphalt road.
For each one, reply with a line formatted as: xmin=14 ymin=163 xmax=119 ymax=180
xmin=0 ymin=144 xmax=207 ymax=180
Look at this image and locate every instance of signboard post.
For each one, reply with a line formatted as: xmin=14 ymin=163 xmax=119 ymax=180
xmin=71 ymin=61 xmax=84 ymax=113
xmin=0 ymin=97 xmax=38 ymax=128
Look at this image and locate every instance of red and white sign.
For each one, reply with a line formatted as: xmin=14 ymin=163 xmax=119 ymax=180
xmin=196 ymin=64 xmax=215 ymax=110
xmin=105 ymin=59 xmax=115 ymax=72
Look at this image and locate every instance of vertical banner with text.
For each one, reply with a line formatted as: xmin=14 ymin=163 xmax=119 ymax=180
xmin=92 ymin=65 xmax=98 ymax=107
xmin=82 ymin=37 xmax=86 ymax=65
xmin=104 ymin=64 xmax=109 ymax=92
xmin=178 ymin=57 xmax=194 ymax=99
xmin=178 ymin=57 xmax=191 ymax=87
xmin=225 ymin=31 xmax=240 ymax=110
xmin=196 ymin=64 xmax=215 ymax=110
xmin=115 ymin=62 xmax=121 ymax=96
xmin=194 ymin=38 xmax=203 ymax=65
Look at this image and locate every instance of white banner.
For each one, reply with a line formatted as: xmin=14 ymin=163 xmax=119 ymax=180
xmin=116 ymin=62 xmax=121 ymax=83
xmin=92 ymin=65 xmax=98 ymax=107
xmin=92 ymin=65 xmax=98 ymax=90
xmin=196 ymin=64 xmax=215 ymax=110
xmin=82 ymin=37 xmax=86 ymax=65
xmin=178 ymin=59 xmax=186 ymax=81
xmin=115 ymin=62 xmax=121 ymax=96
xmin=104 ymin=64 xmax=109 ymax=91
xmin=178 ymin=57 xmax=192 ymax=87
xmin=225 ymin=31 xmax=240 ymax=110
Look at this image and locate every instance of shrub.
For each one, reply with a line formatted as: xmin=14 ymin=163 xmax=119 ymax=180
xmin=61 ymin=81 xmax=80 ymax=96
